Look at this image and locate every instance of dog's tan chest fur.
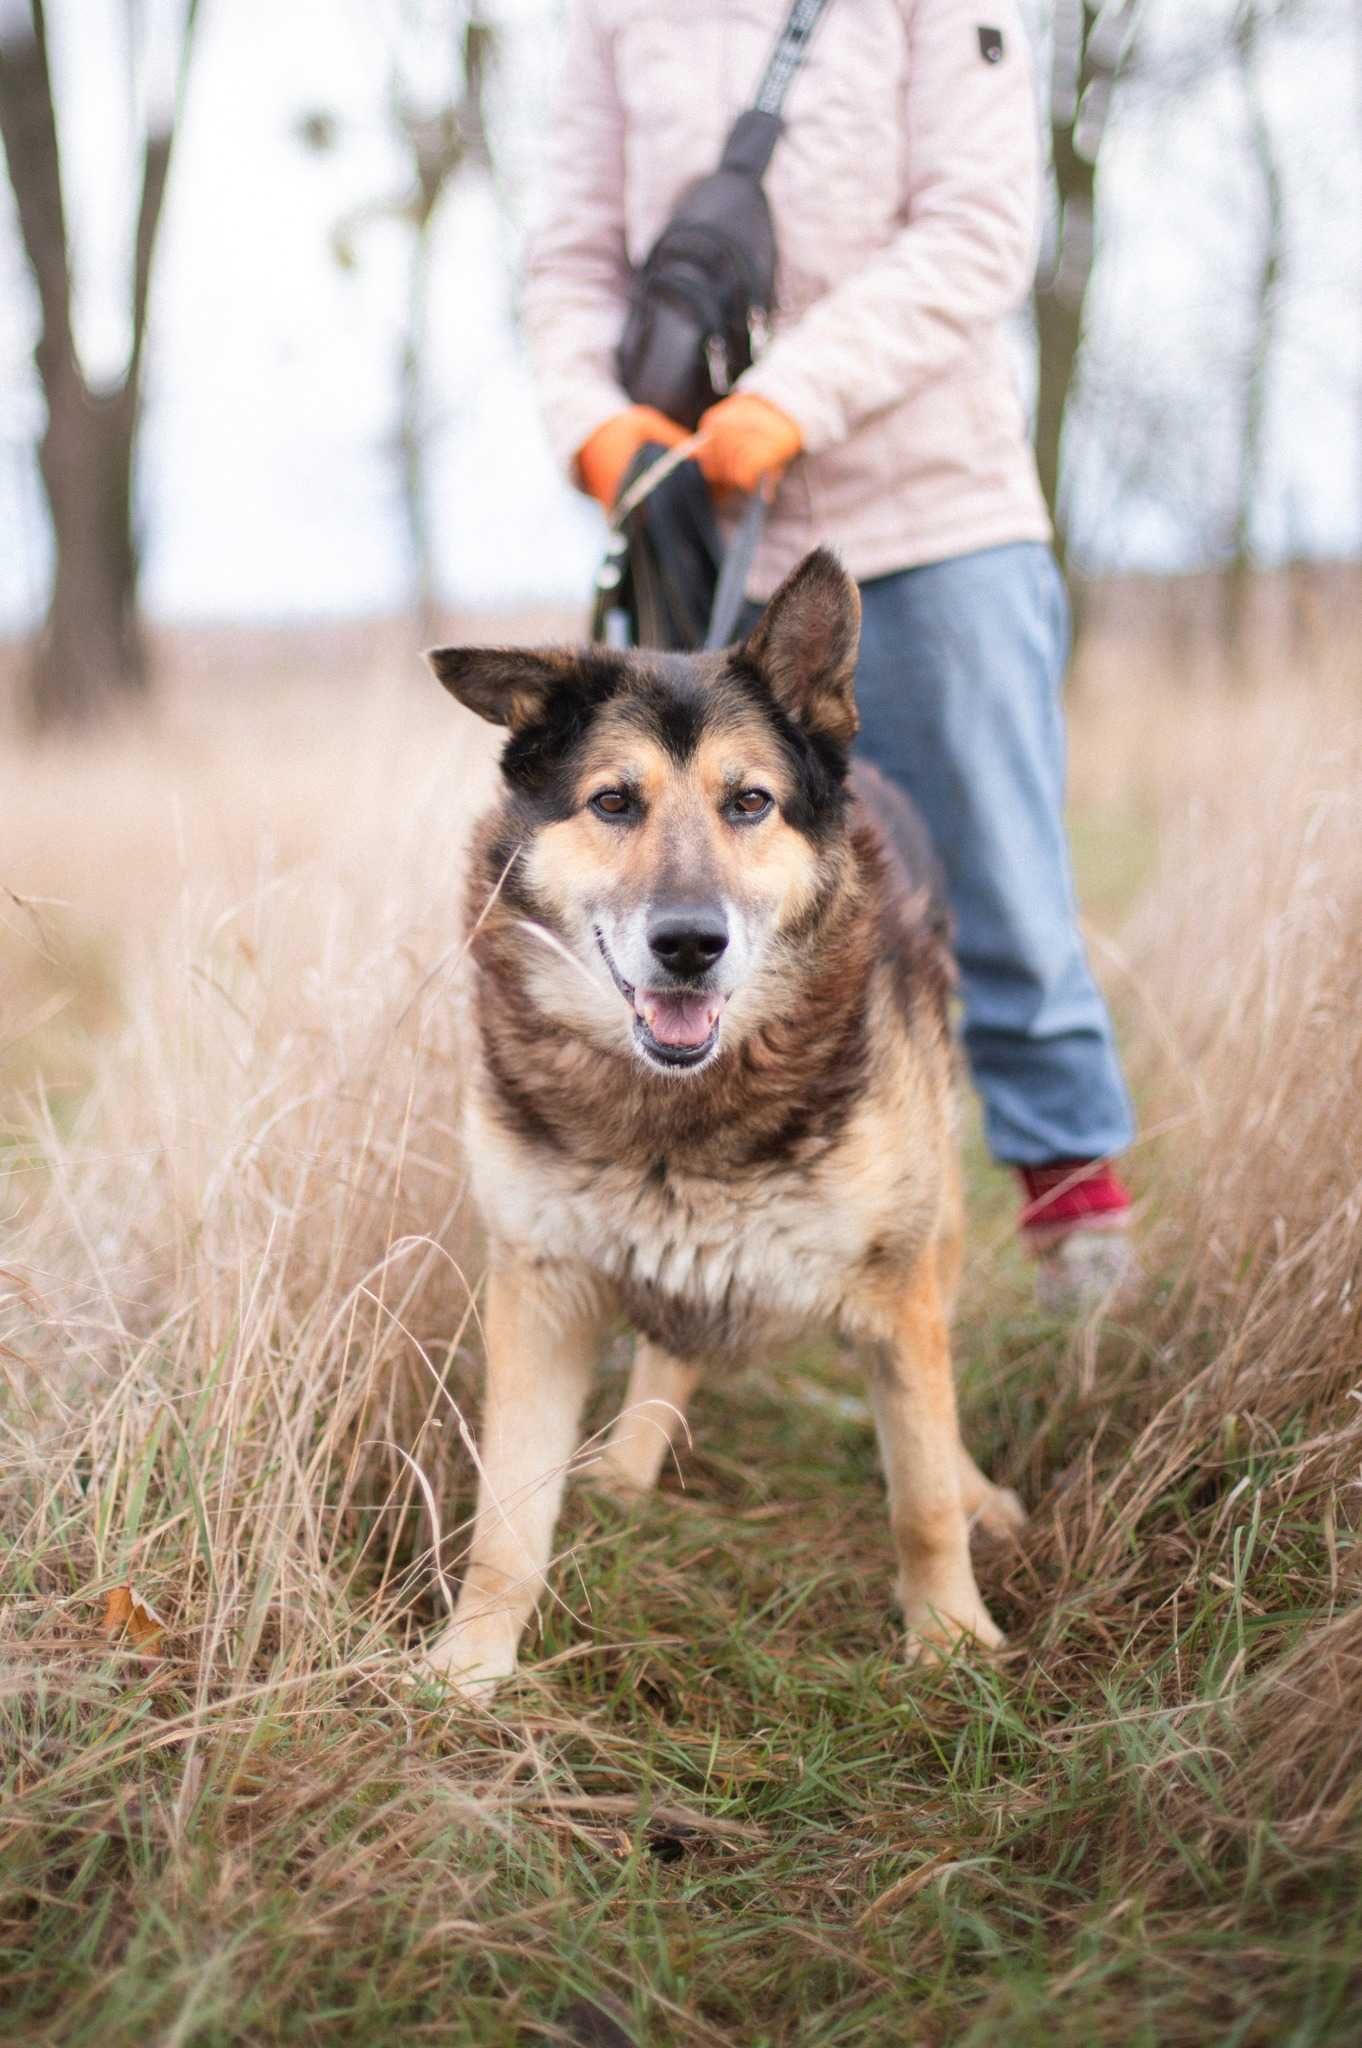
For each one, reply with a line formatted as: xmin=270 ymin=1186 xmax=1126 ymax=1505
xmin=468 ymin=1085 xmax=934 ymax=1363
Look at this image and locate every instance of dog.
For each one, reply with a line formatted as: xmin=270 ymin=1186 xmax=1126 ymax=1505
xmin=423 ymin=548 xmax=1023 ymax=1696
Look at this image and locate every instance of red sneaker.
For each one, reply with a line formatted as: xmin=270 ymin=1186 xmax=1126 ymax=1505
xmin=1017 ymin=1161 xmax=1135 ymax=1314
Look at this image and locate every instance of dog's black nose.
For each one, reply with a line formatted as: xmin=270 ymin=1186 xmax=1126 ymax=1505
xmin=647 ymin=906 xmax=729 ymax=980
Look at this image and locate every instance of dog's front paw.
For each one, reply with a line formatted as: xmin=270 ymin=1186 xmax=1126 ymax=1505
xmin=900 ymin=1587 xmax=1005 ymax=1663
xmin=588 ymin=1452 xmax=652 ymax=1502
xmin=421 ymin=1614 xmax=519 ymax=1702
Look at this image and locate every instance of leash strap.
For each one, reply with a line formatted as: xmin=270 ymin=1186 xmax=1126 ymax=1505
xmin=594 ymin=446 xmax=770 ymax=651
xmin=608 ymin=435 xmax=705 ymax=530
xmin=704 ymin=489 xmax=768 ymax=650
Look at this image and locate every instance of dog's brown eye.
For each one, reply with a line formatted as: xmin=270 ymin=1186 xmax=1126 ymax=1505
xmin=590 ymin=789 xmax=633 ymax=819
xmin=731 ymin=788 xmax=773 ymax=820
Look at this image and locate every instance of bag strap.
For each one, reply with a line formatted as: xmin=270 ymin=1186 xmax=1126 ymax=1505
xmin=753 ymin=0 xmax=834 ymax=120
xmin=720 ymin=0 xmax=833 ymax=179
xmin=705 ymin=6 xmax=827 ymax=622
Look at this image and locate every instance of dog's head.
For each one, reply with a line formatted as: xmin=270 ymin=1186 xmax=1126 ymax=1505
xmin=428 ymin=548 xmax=860 ymax=1076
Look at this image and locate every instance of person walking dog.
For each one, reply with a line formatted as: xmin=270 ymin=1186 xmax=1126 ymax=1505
xmin=519 ymin=0 xmax=1135 ymax=1311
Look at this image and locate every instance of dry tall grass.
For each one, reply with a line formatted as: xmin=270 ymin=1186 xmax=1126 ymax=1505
xmin=3 ymin=629 xmax=1361 ymax=2043
xmin=4 ymin=656 xmax=497 ymax=1647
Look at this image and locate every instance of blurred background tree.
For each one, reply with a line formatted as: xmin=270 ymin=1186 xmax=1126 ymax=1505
xmin=297 ymin=2 xmax=495 ymax=632
xmin=0 ymin=0 xmax=200 ymax=729
xmin=1034 ymin=0 xmax=1356 ymax=642
xmin=1033 ymin=0 xmax=1138 ymax=582
xmin=0 ymin=0 xmax=1357 ymax=730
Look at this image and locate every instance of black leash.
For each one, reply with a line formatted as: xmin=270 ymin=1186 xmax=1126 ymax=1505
xmin=592 ymin=443 xmax=770 ymax=652
xmin=703 ymin=488 xmax=768 ymax=650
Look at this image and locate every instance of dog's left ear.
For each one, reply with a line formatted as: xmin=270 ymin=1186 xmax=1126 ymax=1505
xmin=425 ymin=646 xmax=572 ymax=731
xmin=741 ymin=548 xmax=860 ymax=749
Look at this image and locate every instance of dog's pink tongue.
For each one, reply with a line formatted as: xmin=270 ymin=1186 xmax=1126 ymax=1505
xmin=638 ymin=991 xmax=721 ymax=1048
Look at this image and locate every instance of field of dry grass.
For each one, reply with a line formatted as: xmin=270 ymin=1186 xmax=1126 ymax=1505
xmin=3 ymin=617 xmax=1362 ymax=2044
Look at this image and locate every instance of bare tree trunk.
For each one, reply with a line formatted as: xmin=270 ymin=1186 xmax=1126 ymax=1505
xmin=331 ymin=11 xmax=495 ymax=629
xmin=1034 ymin=9 xmax=1093 ymax=563
xmin=397 ymin=177 xmax=440 ymax=636
xmin=1034 ymin=1 xmax=1137 ymax=590
xmin=37 ymin=380 xmax=143 ymax=724
xmin=1225 ymin=0 xmax=1284 ymax=667
xmin=0 ymin=3 xmax=195 ymax=730
xmin=400 ymin=13 xmax=494 ymax=631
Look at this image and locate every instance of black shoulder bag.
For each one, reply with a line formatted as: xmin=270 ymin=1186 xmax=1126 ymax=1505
xmin=616 ymin=0 xmax=833 ymax=431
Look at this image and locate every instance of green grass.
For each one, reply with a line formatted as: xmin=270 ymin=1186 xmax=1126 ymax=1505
xmin=6 ymin=1297 xmax=1360 ymax=2048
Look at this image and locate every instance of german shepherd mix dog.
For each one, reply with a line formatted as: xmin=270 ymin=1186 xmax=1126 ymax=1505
xmin=424 ymin=549 xmax=1024 ymax=1697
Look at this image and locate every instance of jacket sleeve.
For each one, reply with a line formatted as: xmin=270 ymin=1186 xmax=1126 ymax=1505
xmin=519 ymin=2 xmax=633 ymax=478
xmin=740 ymin=0 xmax=1041 ymax=453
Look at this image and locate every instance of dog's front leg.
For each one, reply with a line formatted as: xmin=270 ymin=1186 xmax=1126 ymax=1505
xmin=869 ymin=1257 xmax=1004 ymax=1658
xmin=595 ymin=1341 xmax=702 ymax=1497
xmin=425 ymin=1257 xmax=608 ymax=1698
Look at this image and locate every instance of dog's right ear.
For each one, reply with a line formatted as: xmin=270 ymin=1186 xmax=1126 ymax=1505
xmin=424 ymin=647 xmax=572 ymax=731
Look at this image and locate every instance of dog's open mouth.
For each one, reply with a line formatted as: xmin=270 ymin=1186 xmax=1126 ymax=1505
xmin=634 ymin=988 xmax=725 ymax=1064
xmin=595 ymin=930 xmax=726 ymax=1069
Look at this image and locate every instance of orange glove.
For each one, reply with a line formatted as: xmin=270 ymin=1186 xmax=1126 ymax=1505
xmin=696 ymin=393 xmax=802 ymax=496
xmin=577 ymin=405 xmax=687 ymax=508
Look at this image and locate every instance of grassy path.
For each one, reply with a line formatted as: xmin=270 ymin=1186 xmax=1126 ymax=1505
xmin=5 ymin=657 xmax=1362 ymax=2043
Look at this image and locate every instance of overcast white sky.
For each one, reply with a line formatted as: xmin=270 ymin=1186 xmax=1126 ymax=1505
xmin=0 ymin=0 xmax=1358 ymax=628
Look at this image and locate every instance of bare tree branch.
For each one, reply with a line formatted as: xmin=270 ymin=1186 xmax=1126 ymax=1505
xmin=0 ymin=0 xmax=81 ymax=397
xmin=1034 ymin=1 xmax=1140 ymax=579
xmin=128 ymin=0 xmax=201 ymax=388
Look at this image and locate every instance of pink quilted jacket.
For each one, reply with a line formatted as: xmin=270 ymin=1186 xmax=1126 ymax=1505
xmin=521 ymin=0 xmax=1052 ymax=597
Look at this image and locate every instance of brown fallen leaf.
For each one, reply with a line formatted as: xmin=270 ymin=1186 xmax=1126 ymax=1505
xmin=102 ymin=1584 xmax=166 ymax=1654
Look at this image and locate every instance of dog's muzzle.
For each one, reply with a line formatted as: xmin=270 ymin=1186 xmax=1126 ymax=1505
xmin=594 ymin=927 xmax=727 ymax=1071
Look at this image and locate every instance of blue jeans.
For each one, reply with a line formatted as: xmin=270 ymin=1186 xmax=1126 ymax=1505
xmin=855 ymin=543 xmax=1132 ymax=1165
xmin=747 ymin=542 xmax=1133 ymax=1166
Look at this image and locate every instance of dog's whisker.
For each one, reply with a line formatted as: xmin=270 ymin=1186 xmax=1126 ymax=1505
xmin=514 ymin=918 xmax=611 ymax=996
